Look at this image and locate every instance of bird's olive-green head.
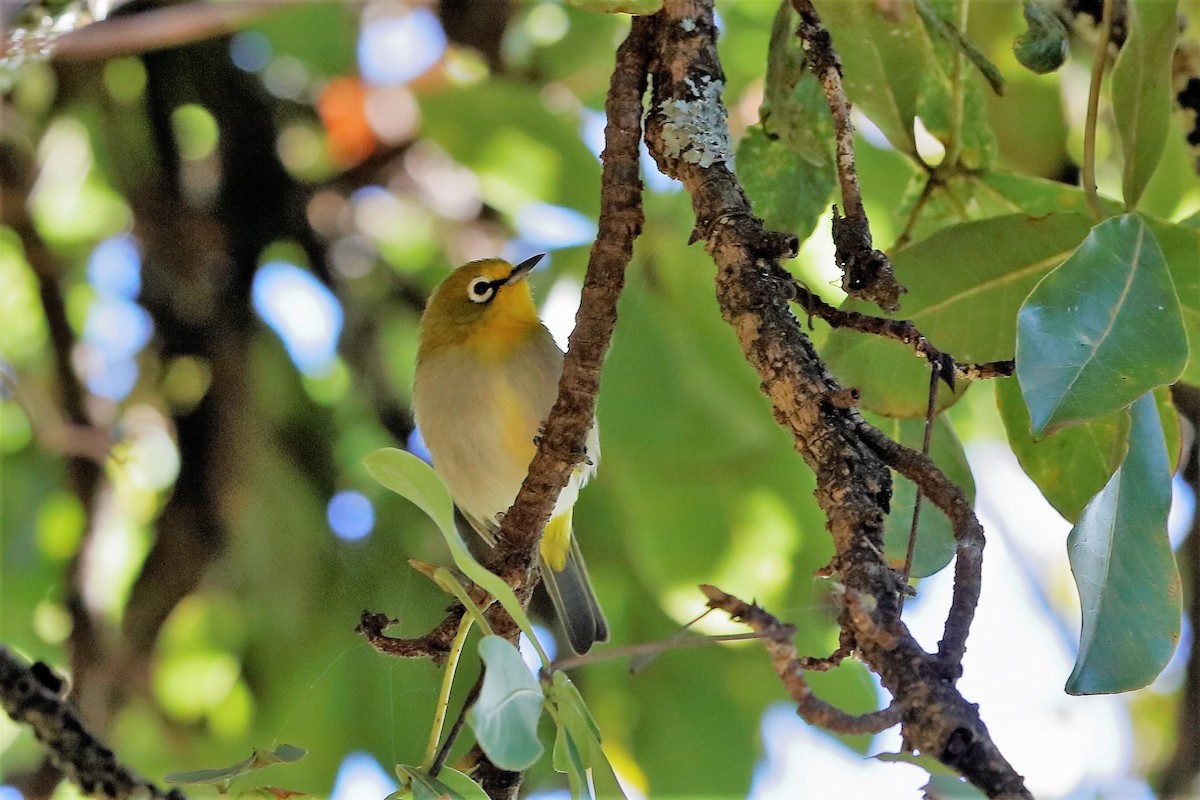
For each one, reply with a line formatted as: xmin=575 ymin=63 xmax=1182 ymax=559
xmin=417 ymin=254 xmax=546 ymax=361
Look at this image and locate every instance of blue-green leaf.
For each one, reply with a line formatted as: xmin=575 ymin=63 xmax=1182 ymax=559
xmin=1111 ymin=0 xmax=1180 ymax=208
xmin=1065 ymin=392 xmax=1182 ymax=694
xmin=1016 ymin=214 xmax=1187 ymax=435
xmin=468 ymin=636 xmax=545 ymax=771
xmin=548 ymin=671 xmax=626 ymax=800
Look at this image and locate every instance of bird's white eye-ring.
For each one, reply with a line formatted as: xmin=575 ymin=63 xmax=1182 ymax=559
xmin=468 ymin=277 xmax=495 ymax=304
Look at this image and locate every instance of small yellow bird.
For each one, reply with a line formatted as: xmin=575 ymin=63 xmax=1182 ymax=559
xmin=413 ymin=254 xmax=608 ymax=654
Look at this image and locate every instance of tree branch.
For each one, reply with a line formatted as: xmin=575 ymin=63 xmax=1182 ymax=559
xmin=642 ymin=2 xmax=1029 ymax=795
xmin=789 ymin=0 xmax=904 ymax=312
xmin=702 ymin=585 xmax=901 ymax=735
xmin=491 ymin=19 xmax=648 ymax=576
xmin=0 ymin=647 xmax=183 ymax=800
xmin=783 ymin=277 xmax=1013 ymax=387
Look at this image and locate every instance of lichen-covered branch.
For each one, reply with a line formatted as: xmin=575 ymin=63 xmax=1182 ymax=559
xmin=788 ymin=0 xmax=903 ymax=312
xmin=642 ymin=2 xmax=1028 ymax=795
xmin=0 ymin=647 xmax=183 ymax=800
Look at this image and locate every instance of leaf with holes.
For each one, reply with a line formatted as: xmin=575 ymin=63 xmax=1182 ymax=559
xmin=1016 ymin=215 xmax=1187 ymax=435
xmin=821 ymin=213 xmax=1093 ymax=417
xmin=1065 ymin=392 xmax=1182 ymax=694
xmin=1111 ymin=0 xmax=1180 ymax=208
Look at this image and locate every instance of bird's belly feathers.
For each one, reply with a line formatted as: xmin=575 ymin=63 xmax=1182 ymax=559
xmin=414 ymin=340 xmax=595 ymax=529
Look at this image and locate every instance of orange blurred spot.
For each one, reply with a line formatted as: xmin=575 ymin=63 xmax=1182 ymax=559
xmin=318 ymin=77 xmax=377 ymax=167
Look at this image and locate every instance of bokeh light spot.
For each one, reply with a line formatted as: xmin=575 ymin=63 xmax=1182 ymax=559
xmin=515 ymin=203 xmax=596 ymax=249
xmin=170 ymin=104 xmax=220 ymax=162
xmin=229 ymin=30 xmax=271 ymax=72
xmin=328 ymin=491 xmax=375 ymax=541
xmin=87 ymin=234 xmax=141 ymax=299
xmin=357 ymin=9 xmax=446 ymax=86
xmin=331 ymin=752 xmax=397 ymax=800
xmin=251 ymin=262 xmax=343 ymax=375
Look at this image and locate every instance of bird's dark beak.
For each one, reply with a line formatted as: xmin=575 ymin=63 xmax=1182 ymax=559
xmin=506 ymin=253 xmax=545 ymax=284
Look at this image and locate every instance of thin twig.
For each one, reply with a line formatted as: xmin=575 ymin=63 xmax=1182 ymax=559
xmin=789 ymin=0 xmax=904 ymax=312
xmin=782 ymin=277 xmax=1013 ymax=386
xmin=429 ymin=672 xmax=484 ymax=779
xmin=490 ymin=16 xmax=649 ymax=579
xmin=701 ymin=586 xmax=901 ymax=735
xmin=898 ymin=368 xmax=940 ymax=614
xmin=1084 ymin=0 xmax=1116 ymax=221
xmin=545 ymin=631 xmax=774 ymax=676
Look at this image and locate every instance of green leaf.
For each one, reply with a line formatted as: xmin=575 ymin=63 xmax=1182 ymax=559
xmin=740 ymin=3 xmax=837 ymax=239
xmin=1016 ymin=215 xmax=1188 ymax=434
xmin=977 ymin=172 xmax=1123 ymax=218
xmin=468 ymin=636 xmax=545 ymax=771
xmin=397 ymin=765 xmax=490 ymax=800
xmin=821 ymin=0 xmax=943 ymax=155
xmin=364 ymin=449 xmax=545 ymax=658
xmin=1147 ymin=218 xmax=1200 ymax=385
xmin=874 ymin=751 xmax=987 ymax=799
xmin=738 ymin=127 xmax=836 ymax=240
xmin=863 ymin=412 xmax=974 ymax=577
xmin=1065 ymin=392 xmax=1182 ymax=694
xmin=164 ymin=744 xmax=307 ymax=785
xmin=914 ymin=0 xmax=1004 ymax=95
xmin=1111 ymin=0 xmax=1180 ymax=208
xmin=996 ymin=377 xmax=1129 ymax=523
xmin=1154 ymin=385 xmax=1183 ymax=473
xmin=364 ymin=448 xmax=456 ymax=534
xmin=821 ymin=213 xmax=1093 ymax=417
xmin=548 ymin=671 xmax=626 ymax=800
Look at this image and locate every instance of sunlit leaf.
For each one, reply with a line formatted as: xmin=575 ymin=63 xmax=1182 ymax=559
xmin=822 ymin=213 xmax=1093 ymax=417
xmin=363 ymin=449 xmax=544 ymax=658
xmin=1017 ymin=215 xmax=1187 ymax=434
xmin=1065 ymin=392 xmax=1182 ymax=694
xmin=468 ymin=636 xmax=545 ymax=771
xmin=863 ymin=412 xmax=974 ymax=577
xmin=1111 ymin=0 xmax=1180 ymax=208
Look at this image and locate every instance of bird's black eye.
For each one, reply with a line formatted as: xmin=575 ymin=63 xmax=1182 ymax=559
xmin=468 ymin=277 xmax=495 ymax=303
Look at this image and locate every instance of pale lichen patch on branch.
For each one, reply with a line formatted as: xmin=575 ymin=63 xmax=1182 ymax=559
xmin=658 ymin=74 xmax=732 ymax=168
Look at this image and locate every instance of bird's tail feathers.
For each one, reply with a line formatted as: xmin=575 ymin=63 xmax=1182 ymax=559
xmin=540 ymin=536 xmax=608 ymax=655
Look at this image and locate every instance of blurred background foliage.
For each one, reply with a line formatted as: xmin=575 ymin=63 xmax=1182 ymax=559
xmin=0 ymin=1 xmax=1198 ymax=798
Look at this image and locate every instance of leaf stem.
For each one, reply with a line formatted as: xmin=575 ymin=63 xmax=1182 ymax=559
xmin=1084 ymin=0 xmax=1116 ymax=221
xmin=422 ymin=613 xmax=475 ymax=770
xmin=898 ymin=368 xmax=940 ymax=614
